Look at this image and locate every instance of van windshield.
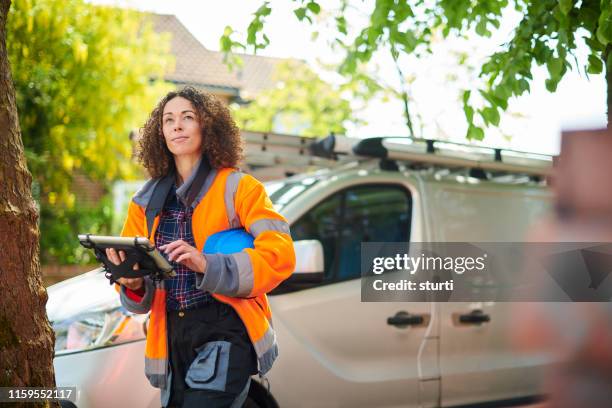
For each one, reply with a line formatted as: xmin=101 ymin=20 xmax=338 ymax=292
xmin=264 ymin=176 xmax=319 ymax=211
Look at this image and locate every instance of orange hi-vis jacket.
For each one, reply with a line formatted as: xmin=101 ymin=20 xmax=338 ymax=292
xmin=116 ymin=164 xmax=295 ymax=393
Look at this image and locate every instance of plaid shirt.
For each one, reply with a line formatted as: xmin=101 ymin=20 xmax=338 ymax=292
xmin=155 ymin=184 xmax=214 ymax=310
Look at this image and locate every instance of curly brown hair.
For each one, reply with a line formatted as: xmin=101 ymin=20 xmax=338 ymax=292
xmin=137 ymin=86 xmax=243 ymax=178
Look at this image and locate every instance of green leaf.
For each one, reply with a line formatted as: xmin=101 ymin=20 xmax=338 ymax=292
xmin=307 ymin=2 xmax=321 ymax=14
xmin=475 ymin=19 xmax=490 ymax=37
xmin=547 ymin=57 xmax=563 ymax=78
xmin=587 ymin=54 xmax=603 ymax=74
xmin=336 ymin=16 xmax=347 ymax=35
xmin=495 ymin=84 xmax=512 ymax=101
xmin=294 ymin=7 xmax=307 ymax=21
xmin=482 ymin=107 xmax=500 ymax=126
xmin=559 ymin=0 xmax=573 ymax=15
xmin=462 ymin=90 xmax=471 ymax=104
xmin=545 ymin=78 xmax=558 ymax=92
xmin=479 ymin=89 xmax=507 ymax=110
xmin=518 ymin=79 xmax=530 ymax=93
xmin=467 ymin=125 xmax=485 ymax=140
xmin=256 ymin=3 xmax=272 ymax=17
xmin=464 ymin=104 xmax=474 ymax=123
xmin=220 ymin=35 xmax=231 ymax=52
xmin=247 ymin=23 xmax=258 ymax=45
xmin=596 ymin=8 xmax=612 ymax=45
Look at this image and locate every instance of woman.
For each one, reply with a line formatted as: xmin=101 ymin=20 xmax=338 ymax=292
xmin=105 ymin=87 xmax=295 ymax=407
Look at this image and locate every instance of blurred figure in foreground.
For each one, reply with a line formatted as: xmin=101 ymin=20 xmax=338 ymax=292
xmin=513 ymin=128 xmax=612 ymax=408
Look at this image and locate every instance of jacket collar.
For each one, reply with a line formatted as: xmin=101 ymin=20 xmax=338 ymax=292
xmin=175 ymin=156 xmax=212 ymax=209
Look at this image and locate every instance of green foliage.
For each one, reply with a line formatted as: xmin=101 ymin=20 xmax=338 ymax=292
xmin=40 ymin=194 xmax=114 ymax=265
xmin=231 ymin=60 xmax=358 ymax=137
xmin=224 ymin=0 xmax=611 ymax=140
xmin=7 ymin=0 xmax=174 ymax=264
xmin=246 ymin=1 xmax=272 ymax=53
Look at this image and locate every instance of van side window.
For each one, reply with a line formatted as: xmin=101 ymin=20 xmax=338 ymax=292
xmin=336 ymin=185 xmax=411 ymax=281
xmin=290 ymin=193 xmax=342 ymax=280
xmin=290 ymin=184 xmax=411 ymax=285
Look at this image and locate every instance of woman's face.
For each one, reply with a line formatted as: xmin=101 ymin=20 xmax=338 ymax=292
xmin=162 ymin=96 xmax=203 ymax=160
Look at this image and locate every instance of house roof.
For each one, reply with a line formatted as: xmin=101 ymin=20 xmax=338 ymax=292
xmin=150 ymin=14 xmax=287 ymax=99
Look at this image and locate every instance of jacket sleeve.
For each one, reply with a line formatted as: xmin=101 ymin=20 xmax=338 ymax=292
xmin=197 ymin=174 xmax=295 ymax=297
xmin=121 ymin=199 xmax=146 ymax=238
xmin=117 ymin=277 xmax=155 ymax=314
xmin=113 ymin=199 xmax=155 ymax=313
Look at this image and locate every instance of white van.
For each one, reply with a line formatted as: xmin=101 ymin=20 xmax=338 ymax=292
xmin=48 ymin=135 xmax=553 ymax=407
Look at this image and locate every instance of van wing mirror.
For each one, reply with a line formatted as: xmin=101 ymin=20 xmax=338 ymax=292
xmin=271 ymin=240 xmax=324 ymax=295
xmin=293 ymin=239 xmax=324 ymax=275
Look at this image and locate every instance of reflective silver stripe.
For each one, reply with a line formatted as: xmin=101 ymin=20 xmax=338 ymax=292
xmin=225 ymin=171 xmax=244 ymax=229
xmin=253 ymin=325 xmax=278 ymax=373
xmin=144 ymin=357 xmax=168 ymax=389
xmin=252 ymin=324 xmax=276 ymax=357
xmin=231 ymin=251 xmax=254 ymax=297
xmin=249 ymin=218 xmax=290 ymax=238
xmin=258 ymin=343 xmax=278 ymax=375
xmin=145 ymin=357 xmax=166 ymax=375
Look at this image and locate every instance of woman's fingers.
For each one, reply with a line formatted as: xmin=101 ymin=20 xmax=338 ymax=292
xmin=175 ymin=252 xmax=192 ymax=264
xmin=159 ymin=239 xmax=186 ymax=253
xmin=117 ymin=277 xmax=144 ymax=290
xmin=105 ymin=249 xmax=142 ymax=288
xmin=161 ymin=239 xmax=206 ymax=272
xmin=176 ymin=251 xmax=207 ymax=273
xmin=117 ymin=249 xmax=139 ymax=270
xmin=167 ymin=242 xmax=193 ymax=262
xmin=105 ymin=248 xmax=140 ymax=271
xmin=106 ymin=248 xmax=120 ymax=265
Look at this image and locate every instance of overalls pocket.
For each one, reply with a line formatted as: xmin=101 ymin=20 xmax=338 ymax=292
xmin=185 ymin=340 xmax=231 ymax=392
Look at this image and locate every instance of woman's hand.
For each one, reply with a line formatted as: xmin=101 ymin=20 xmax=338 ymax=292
xmin=105 ymin=248 xmax=144 ymax=291
xmin=160 ymin=240 xmax=207 ymax=273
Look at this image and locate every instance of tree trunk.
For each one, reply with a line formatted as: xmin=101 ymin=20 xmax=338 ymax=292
xmin=0 ymin=1 xmax=58 ymax=406
xmin=606 ymin=44 xmax=611 ymax=129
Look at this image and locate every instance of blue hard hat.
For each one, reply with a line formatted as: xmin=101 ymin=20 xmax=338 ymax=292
xmin=204 ymin=228 xmax=255 ymax=254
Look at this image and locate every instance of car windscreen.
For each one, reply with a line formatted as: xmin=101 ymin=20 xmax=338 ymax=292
xmin=264 ymin=176 xmax=319 ymax=210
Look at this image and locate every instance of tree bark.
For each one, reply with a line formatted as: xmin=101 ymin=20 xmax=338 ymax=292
xmin=606 ymin=44 xmax=611 ymax=129
xmin=0 ymin=1 xmax=58 ymax=406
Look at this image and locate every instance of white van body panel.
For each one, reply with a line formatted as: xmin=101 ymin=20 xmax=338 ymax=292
xmin=420 ymin=174 xmax=552 ymax=406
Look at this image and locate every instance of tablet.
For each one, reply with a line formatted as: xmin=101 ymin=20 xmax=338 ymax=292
xmin=78 ymin=234 xmax=176 ymax=280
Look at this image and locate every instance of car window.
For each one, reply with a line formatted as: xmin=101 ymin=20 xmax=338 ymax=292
xmin=291 ymin=193 xmax=342 ymax=280
xmin=336 ymin=185 xmax=411 ymax=281
xmin=290 ymin=183 xmax=412 ymax=286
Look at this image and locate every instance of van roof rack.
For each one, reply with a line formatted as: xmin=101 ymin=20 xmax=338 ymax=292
xmin=311 ymin=134 xmax=554 ymax=177
xmin=241 ymin=130 xmax=554 ymax=177
xmin=242 ymin=130 xmax=350 ymax=168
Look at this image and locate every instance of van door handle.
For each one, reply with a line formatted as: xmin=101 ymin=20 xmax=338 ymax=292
xmin=458 ymin=309 xmax=490 ymax=325
xmin=387 ymin=311 xmax=424 ymax=328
